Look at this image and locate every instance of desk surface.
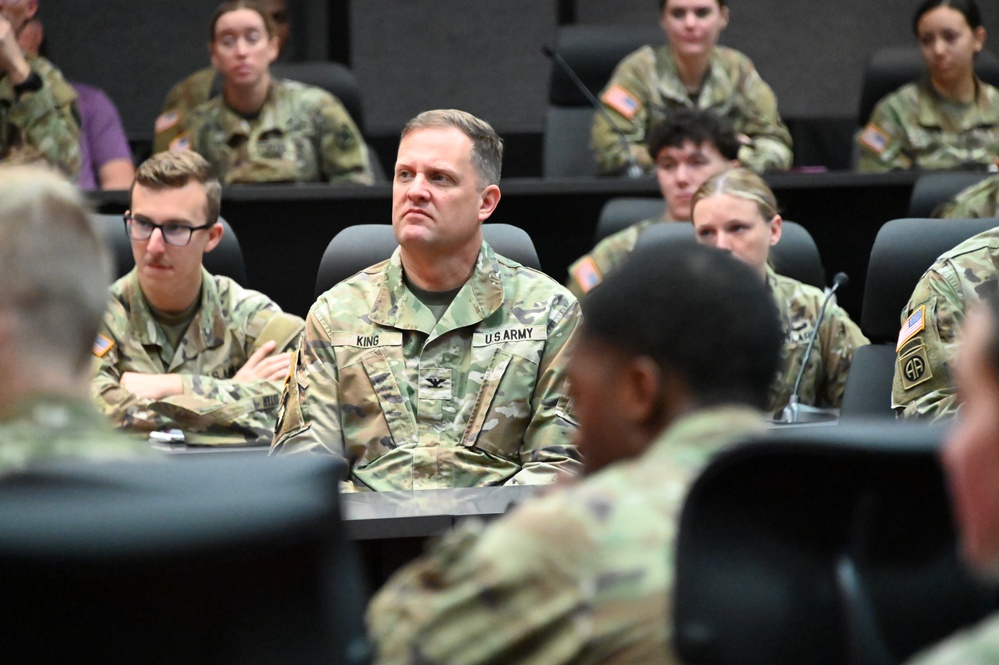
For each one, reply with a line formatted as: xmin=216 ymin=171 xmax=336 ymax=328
xmin=341 ymin=485 xmax=541 ymax=541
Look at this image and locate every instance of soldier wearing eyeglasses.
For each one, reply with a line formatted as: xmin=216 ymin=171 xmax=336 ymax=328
xmin=90 ymin=151 xmax=304 ymax=445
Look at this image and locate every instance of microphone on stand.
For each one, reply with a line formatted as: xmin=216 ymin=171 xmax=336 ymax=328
xmin=541 ymin=44 xmax=645 ymax=179
xmin=779 ymin=272 xmax=850 ymax=424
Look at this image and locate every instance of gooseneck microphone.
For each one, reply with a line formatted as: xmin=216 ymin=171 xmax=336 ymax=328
xmin=541 ymin=44 xmax=645 ymax=179
xmin=779 ymin=272 xmax=850 ymax=424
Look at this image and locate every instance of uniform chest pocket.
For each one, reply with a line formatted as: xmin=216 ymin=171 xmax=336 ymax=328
xmin=460 ymin=326 xmax=547 ymax=455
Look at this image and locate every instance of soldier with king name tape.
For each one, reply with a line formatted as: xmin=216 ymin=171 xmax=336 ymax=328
xmin=272 ymin=109 xmax=582 ymax=490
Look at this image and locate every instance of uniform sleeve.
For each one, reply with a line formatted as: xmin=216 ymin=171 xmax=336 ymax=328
xmin=315 ymin=93 xmax=374 ymax=185
xmin=891 ymin=267 xmax=964 ymax=419
xmin=154 ymin=310 xmax=306 ymax=434
xmin=731 ymin=64 xmax=793 ymax=172
xmin=90 ymin=307 xmax=174 ymax=433
xmin=857 ymin=93 xmax=911 ymax=172
xmin=271 ymin=306 xmax=348 ymax=457
xmin=591 ymin=49 xmax=656 ymax=176
xmin=816 ymin=301 xmax=870 ymax=407
xmin=506 ymin=297 xmax=583 ymax=486
xmin=6 ymin=61 xmax=81 ymax=177
xmin=368 ymin=501 xmax=593 ymax=665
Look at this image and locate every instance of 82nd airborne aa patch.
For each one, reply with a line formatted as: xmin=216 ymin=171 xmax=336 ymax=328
xmin=897 ymin=336 xmax=932 ymax=390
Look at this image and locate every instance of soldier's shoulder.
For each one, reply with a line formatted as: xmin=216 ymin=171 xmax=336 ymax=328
xmin=938 ymin=226 xmax=999 ymax=264
xmin=951 ymin=176 xmax=999 ymax=207
xmin=313 ymin=259 xmax=390 ymax=315
xmin=770 ymin=271 xmax=825 ymax=304
xmin=714 ymin=45 xmax=757 ymax=72
xmin=496 ymin=254 xmax=576 ymax=302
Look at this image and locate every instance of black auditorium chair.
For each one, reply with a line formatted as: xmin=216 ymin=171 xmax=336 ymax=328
xmin=90 ymin=213 xmax=248 ymax=286
xmin=543 ymin=24 xmax=664 ymax=178
xmin=315 ymin=223 xmax=541 ymax=299
xmin=634 ymin=219 xmax=827 ymax=290
xmin=271 ymin=61 xmax=385 ymax=180
xmin=0 ymin=455 xmax=370 ymax=664
xmin=673 ymin=422 xmax=998 ymax=665
xmin=857 ymin=47 xmax=999 ymax=128
xmin=595 ymin=197 xmax=663 ymax=244
xmin=839 ymin=217 xmax=999 ymax=419
xmin=908 ymin=171 xmax=995 ymax=218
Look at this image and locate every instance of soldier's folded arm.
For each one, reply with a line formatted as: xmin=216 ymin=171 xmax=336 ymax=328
xmin=506 ymin=299 xmax=583 ymax=486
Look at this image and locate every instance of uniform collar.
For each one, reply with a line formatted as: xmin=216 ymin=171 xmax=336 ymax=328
xmin=124 ymin=267 xmax=226 ymax=353
xmin=368 ymin=241 xmax=506 ymax=336
xmin=216 ymin=79 xmax=282 ymax=142
xmin=916 ymin=76 xmax=999 ymax=128
xmin=656 ymin=45 xmax=734 ymax=105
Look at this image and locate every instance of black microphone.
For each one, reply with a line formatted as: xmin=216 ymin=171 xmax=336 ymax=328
xmin=541 ymin=44 xmax=645 ymax=179
xmin=779 ymin=272 xmax=849 ymax=424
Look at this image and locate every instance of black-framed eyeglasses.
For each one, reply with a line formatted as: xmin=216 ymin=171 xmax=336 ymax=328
xmin=123 ymin=214 xmax=214 ymax=247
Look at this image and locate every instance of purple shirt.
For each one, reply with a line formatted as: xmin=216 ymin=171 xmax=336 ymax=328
xmin=71 ymin=82 xmax=132 ymax=190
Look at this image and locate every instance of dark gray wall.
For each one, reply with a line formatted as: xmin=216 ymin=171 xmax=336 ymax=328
xmin=576 ymin=0 xmax=999 ymax=118
xmin=38 ymin=1 xmax=999 ymax=140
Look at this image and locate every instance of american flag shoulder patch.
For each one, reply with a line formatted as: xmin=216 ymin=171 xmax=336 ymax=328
xmin=93 ymin=334 xmax=115 ymax=358
xmin=897 ymin=305 xmax=926 ymax=351
xmin=571 ymin=257 xmax=603 ymax=294
xmin=859 ymin=123 xmax=890 ymax=155
xmin=602 ymin=85 xmax=642 ymax=120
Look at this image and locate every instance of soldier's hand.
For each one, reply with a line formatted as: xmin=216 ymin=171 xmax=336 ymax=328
xmin=234 ymin=340 xmax=292 ymax=382
xmin=0 ymin=14 xmax=30 ymax=84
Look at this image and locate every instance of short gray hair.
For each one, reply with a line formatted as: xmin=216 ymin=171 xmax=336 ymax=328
xmin=0 ymin=165 xmax=112 ymax=371
xmin=401 ymin=109 xmax=504 ymax=186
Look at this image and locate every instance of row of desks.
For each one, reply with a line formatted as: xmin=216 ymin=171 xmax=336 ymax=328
xmin=90 ymin=171 xmax=921 ymax=322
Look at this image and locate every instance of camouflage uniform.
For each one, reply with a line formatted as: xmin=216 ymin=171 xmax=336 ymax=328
xmin=892 ymin=227 xmax=999 ymax=419
xmin=0 ymin=55 xmax=80 ymax=177
xmin=174 ymin=78 xmax=373 ymax=185
xmin=0 ymin=396 xmax=150 ymax=475
xmin=767 ymin=267 xmax=869 ymax=417
xmin=91 ymin=268 xmax=305 ymax=445
xmin=153 ymin=67 xmax=218 ymax=154
xmin=591 ymin=45 xmax=792 ymax=176
xmin=857 ymin=79 xmax=999 ymax=172
xmin=367 ymin=405 xmax=765 ymax=665
xmin=936 ymin=175 xmax=999 ymax=219
xmin=566 ymin=216 xmax=670 ymax=299
xmin=271 ymin=241 xmax=582 ymax=491
xmin=907 ymin=614 xmax=999 ymax=665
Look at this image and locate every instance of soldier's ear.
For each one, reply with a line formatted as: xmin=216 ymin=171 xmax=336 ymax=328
xmin=203 ymin=222 xmax=224 ymax=254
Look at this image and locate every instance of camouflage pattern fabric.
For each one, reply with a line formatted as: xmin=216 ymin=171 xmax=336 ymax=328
xmin=174 ymin=78 xmax=373 ymax=185
xmin=0 ymin=55 xmax=80 ymax=177
xmin=153 ymin=67 xmax=218 ymax=154
xmin=591 ymin=45 xmax=792 ymax=176
xmin=906 ymin=613 xmax=999 ymax=665
xmin=566 ymin=217 xmax=669 ymax=299
xmin=857 ymin=79 xmax=999 ymax=173
xmin=271 ymin=241 xmax=582 ymax=491
xmin=367 ymin=405 xmax=766 ymax=665
xmin=0 ymin=396 xmax=151 ymax=475
xmin=766 ymin=267 xmax=869 ymax=416
xmin=892 ymin=227 xmax=999 ymax=419
xmin=91 ymin=268 xmax=305 ymax=445
xmin=936 ymin=176 xmax=999 ymax=219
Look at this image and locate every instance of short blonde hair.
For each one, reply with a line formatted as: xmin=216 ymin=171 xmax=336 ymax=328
xmin=691 ymin=167 xmax=779 ymax=222
xmin=132 ymin=151 xmax=222 ymax=226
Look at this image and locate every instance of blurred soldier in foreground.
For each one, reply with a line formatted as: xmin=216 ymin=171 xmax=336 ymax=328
xmin=906 ymin=293 xmax=999 ymax=664
xmin=367 ymin=243 xmax=782 ymax=664
xmin=0 ymin=165 xmax=144 ymax=473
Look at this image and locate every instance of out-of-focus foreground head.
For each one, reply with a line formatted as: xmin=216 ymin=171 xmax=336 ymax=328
xmin=0 ymin=164 xmax=111 ymax=377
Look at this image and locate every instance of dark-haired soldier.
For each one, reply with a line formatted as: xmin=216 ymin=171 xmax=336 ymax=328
xmin=368 ymin=243 xmax=783 ymax=664
xmin=567 ymin=109 xmax=739 ymax=298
